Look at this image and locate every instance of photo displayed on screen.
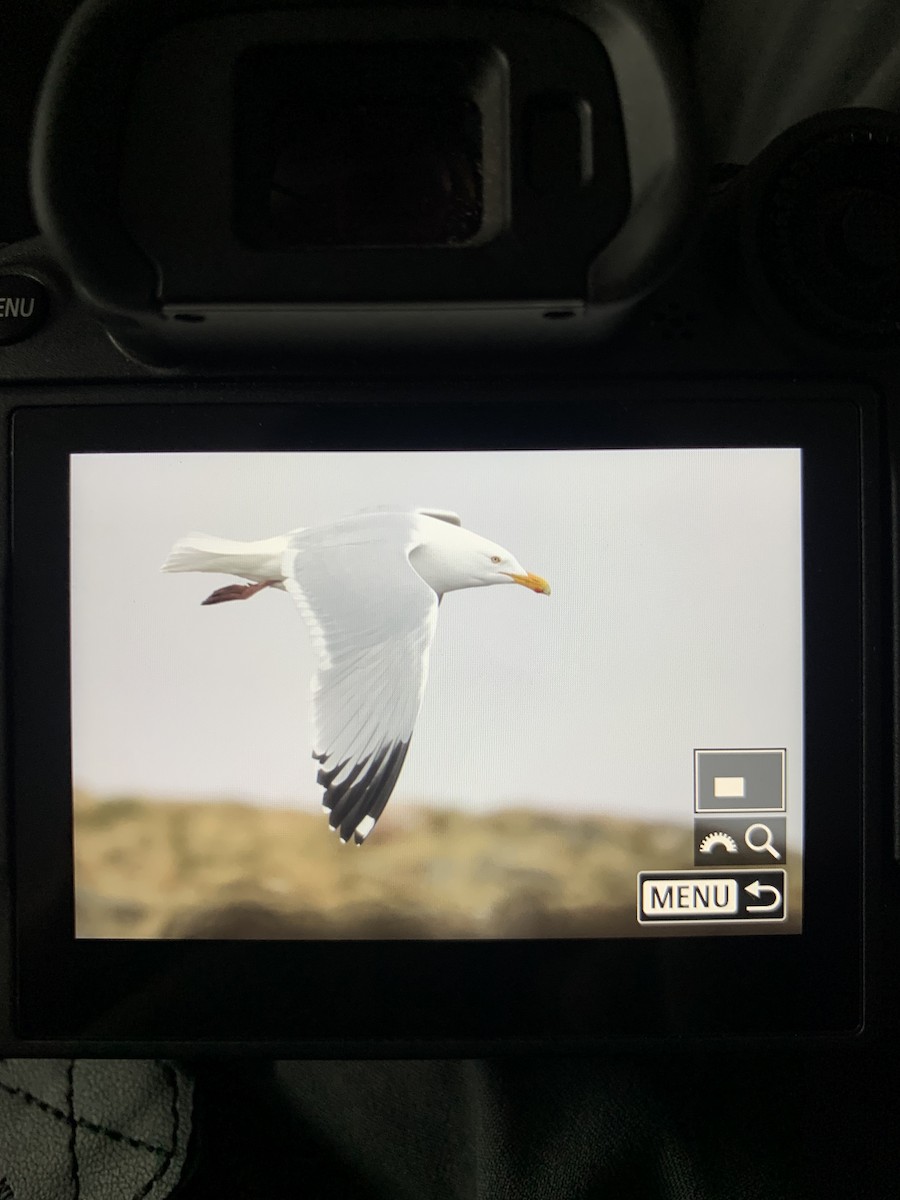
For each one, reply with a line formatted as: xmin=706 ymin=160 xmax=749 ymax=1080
xmin=70 ymin=448 xmax=803 ymax=940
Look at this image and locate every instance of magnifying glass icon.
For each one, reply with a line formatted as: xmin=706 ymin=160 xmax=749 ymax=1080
xmin=745 ymin=823 xmax=782 ymax=860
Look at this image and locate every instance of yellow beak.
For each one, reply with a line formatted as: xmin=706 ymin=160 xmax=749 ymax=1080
xmin=505 ymin=571 xmax=551 ymax=595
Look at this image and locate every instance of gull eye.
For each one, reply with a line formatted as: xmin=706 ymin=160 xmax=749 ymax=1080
xmin=490 ymin=555 xmax=502 ymax=564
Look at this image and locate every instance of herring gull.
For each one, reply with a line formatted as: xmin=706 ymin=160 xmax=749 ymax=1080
xmin=162 ymin=509 xmax=550 ymax=844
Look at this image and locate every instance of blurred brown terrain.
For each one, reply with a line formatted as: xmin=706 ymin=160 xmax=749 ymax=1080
xmin=73 ymin=790 xmax=802 ymax=939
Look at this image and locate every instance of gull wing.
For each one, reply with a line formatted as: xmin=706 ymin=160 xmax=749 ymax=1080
xmin=415 ymin=509 xmax=461 ymax=526
xmin=282 ymin=513 xmax=439 ymax=844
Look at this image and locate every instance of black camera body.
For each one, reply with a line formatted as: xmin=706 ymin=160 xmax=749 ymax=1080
xmin=22 ymin=0 xmax=700 ymax=364
xmin=1 ymin=0 xmax=899 ymax=1056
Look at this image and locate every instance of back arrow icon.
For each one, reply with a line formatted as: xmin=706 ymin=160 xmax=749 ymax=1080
xmin=745 ymin=880 xmax=782 ymax=912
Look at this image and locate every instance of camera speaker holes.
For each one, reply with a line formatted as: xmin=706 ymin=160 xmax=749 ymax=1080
xmin=542 ymin=309 xmax=576 ymax=320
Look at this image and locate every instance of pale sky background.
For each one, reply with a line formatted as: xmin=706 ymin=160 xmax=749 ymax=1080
xmin=70 ymin=449 xmax=804 ymax=838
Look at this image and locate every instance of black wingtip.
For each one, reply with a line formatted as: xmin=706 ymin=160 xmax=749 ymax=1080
xmin=317 ymin=739 xmax=411 ymax=847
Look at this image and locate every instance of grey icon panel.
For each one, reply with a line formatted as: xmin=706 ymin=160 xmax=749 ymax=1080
xmin=694 ymin=749 xmax=786 ymax=813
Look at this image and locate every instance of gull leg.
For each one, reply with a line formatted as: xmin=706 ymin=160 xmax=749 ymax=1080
xmin=201 ymin=579 xmax=279 ymax=606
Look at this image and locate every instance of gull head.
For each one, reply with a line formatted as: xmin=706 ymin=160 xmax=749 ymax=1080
xmin=448 ymin=530 xmax=551 ymax=594
xmin=411 ymin=515 xmax=551 ymax=596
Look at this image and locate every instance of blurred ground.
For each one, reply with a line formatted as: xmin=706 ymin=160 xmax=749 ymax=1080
xmin=73 ymin=791 xmax=801 ymax=939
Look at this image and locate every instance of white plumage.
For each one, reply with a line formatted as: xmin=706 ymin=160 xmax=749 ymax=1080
xmin=162 ymin=508 xmax=550 ymax=845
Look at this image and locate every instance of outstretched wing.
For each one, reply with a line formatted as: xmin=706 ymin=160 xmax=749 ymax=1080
xmin=282 ymin=514 xmax=439 ymax=844
xmin=415 ymin=509 xmax=461 ymax=526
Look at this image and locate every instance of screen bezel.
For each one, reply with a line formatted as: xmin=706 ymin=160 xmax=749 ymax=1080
xmin=9 ymin=384 xmax=870 ymax=1048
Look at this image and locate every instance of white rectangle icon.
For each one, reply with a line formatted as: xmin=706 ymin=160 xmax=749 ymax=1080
xmin=713 ymin=775 xmax=746 ymax=799
xmin=641 ymin=877 xmax=739 ymax=917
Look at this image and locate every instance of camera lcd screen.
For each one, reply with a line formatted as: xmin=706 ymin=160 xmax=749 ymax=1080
xmin=70 ymin=447 xmax=803 ymax=942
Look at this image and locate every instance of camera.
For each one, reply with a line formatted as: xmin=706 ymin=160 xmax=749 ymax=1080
xmin=0 ymin=0 xmax=898 ymax=1055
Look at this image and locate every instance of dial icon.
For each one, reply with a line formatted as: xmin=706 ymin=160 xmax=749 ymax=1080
xmin=698 ymin=831 xmax=740 ymax=854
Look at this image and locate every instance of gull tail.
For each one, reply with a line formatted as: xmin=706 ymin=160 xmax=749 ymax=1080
xmin=161 ymin=532 xmax=291 ymax=582
xmin=162 ymin=532 xmax=250 ymax=574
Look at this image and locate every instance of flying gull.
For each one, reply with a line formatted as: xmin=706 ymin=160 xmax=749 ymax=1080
xmin=162 ymin=509 xmax=550 ymax=844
